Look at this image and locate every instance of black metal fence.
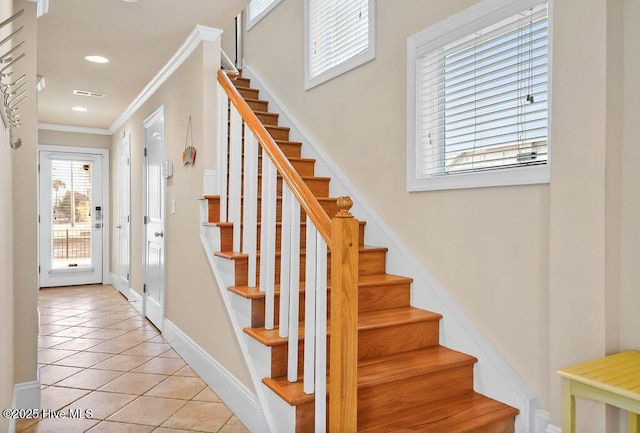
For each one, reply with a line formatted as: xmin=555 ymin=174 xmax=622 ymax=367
xmin=52 ymin=229 xmax=91 ymax=259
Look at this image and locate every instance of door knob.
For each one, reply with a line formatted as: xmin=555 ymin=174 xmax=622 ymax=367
xmin=154 ymin=231 xmax=164 ymax=238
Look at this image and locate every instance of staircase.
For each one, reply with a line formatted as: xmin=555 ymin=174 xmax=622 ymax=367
xmin=205 ymin=70 xmax=519 ymax=432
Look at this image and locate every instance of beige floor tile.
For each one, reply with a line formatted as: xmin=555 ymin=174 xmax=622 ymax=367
xmin=112 ymin=330 xmax=160 ymax=342
xmin=64 ymin=391 xmax=137 ymax=420
xmin=92 ymin=355 xmax=154 ymax=372
xmin=132 ymin=358 xmax=186 ymax=375
xmin=151 ymin=428 xmax=193 ymax=433
xmin=123 ymin=343 xmax=171 ymax=357
xmin=39 ymin=365 xmax=84 ymax=385
xmin=15 ymin=416 xmax=39 ymax=432
xmin=172 ymin=366 xmax=197 ymax=378
xmin=38 ymin=315 xmax=60 ymax=325
xmin=161 ymin=401 xmax=232 ymax=433
xmin=108 ymin=396 xmax=187 ymax=426
xmin=49 ymin=316 xmax=94 ymax=326
xmin=98 ymin=372 xmax=168 ymax=395
xmin=41 ymin=386 xmax=90 ymax=411
xmin=86 ymin=339 xmax=142 ymax=354
xmin=83 ymin=328 xmax=130 ymax=340
xmin=146 ymin=335 xmax=167 ymax=344
xmin=19 ymin=416 xmax=99 ymax=433
xmin=219 ymin=416 xmax=250 ymax=433
xmin=51 ymin=326 xmax=99 ymax=338
xmin=192 ymin=387 xmax=221 ymax=403
xmin=53 ymin=351 xmax=115 ymax=368
xmin=38 ymin=348 xmax=78 ymax=364
xmin=82 ymin=317 xmax=129 ymax=328
xmin=38 ymin=336 xmax=73 ymax=349
xmin=53 ymin=338 xmax=104 ymax=351
xmin=55 ymin=369 xmax=123 ymax=390
xmin=158 ymin=349 xmax=180 ymax=359
xmin=145 ymin=376 xmax=205 ymax=400
xmin=87 ymin=421 xmax=155 ymax=433
xmin=107 ymin=319 xmax=146 ymax=330
xmin=38 ymin=324 xmax=70 ymax=336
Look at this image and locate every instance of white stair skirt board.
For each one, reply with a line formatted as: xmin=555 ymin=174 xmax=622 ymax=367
xmin=545 ymin=425 xmax=562 ymax=433
xmin=162 ymin=320 xmax=268 ymax=433
xmin=242 ymin=64 xmax=540 ymax=433
xmin=198 ymin=199 xmax=282 ymax=433
xmin=204 ymin=169 xmax=217 ymax=196
xmin=9 ymin=381 xmax=41 ymax=433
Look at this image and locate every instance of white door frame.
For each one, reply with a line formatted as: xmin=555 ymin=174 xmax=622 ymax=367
xmin=115 ymin=135 xmax=131 ymax=296
xmin=38 ymin=145 xmax=110 ymax=287
xmin=142 ymin=106 xmax=166 ymax=330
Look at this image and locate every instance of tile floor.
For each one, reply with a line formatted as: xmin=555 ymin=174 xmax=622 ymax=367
xmin=18 ymin=285 xmax=250 ymax=433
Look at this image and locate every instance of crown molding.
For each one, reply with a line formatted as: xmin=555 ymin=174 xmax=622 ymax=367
xmin=108 ymin=25 xmax=223 ymax=134
xmin=38 ymin=123 xmax=111 ymax=135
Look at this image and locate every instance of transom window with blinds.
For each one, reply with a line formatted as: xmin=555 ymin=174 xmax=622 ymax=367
xmin=407 ymin=0 xmax=551 ymax=191
xmin=247 ymin=0 xmax=283 ymax=29
xmin=305 ymin=0 xmax=375 ymax=89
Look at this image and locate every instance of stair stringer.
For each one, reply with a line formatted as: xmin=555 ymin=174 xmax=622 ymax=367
xmin=198 ymin=199 xmax=296 ymax=433
xmin=241 ymin=65 xmax=543 ymax=433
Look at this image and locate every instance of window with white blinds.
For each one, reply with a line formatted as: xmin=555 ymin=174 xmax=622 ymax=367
xmin=305 ymin=0 xmax=375 ymax=89
xmin=247 ymin=0 xmax=282 ymax=29
xmin=407 ymin=0 xmax=550 ymax=191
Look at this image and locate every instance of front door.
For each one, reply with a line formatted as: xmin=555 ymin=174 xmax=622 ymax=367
xmin=115 ymin=136 xmax=131 ymax=296
xmin=39 ymin=150 xmax=104 ymax=287
xmin=143 ymin=108 xmax=166 ymax=330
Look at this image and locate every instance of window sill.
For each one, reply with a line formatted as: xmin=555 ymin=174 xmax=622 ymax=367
xmin=407 ymin=164 xmax=550 ymax=192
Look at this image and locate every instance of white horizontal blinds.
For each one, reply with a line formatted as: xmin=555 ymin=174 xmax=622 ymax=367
xmin=309 ymin=0 xmax=369 ymax=78
xmin=248 ymin=0 xmax=277 ymax=21
xmin=418 ymin=2 xmax=548 ymax=177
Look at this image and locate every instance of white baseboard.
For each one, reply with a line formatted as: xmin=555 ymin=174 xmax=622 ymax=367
xmin=128 ymin=288 xmax=143 ymax=314
xmin=545 ymin=425 xmax=561 ymax=433
xmin=162 ymin=319 xmax=269 ymax=432
xmin=535 ymin=409 xmax=551 ymax=433
xmin=9 ymin=380 xmax=41 ymax=433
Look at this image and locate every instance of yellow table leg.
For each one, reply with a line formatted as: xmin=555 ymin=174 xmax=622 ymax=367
xmin=562 ymin=378 xmax=575 ymax=433
xmin=630 ymin=412 xmax=640 ymax=433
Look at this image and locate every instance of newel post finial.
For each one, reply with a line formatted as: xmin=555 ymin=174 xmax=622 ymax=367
xmin=336 ymin=196 xmax=354 ymax=218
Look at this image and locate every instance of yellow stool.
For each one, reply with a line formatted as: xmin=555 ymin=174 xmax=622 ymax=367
xmin=558 ymin=350 xmax=640 ymax=433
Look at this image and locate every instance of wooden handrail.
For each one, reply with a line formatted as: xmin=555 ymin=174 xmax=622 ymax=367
xmin=217 ymin=69 xmax=332 ymax=247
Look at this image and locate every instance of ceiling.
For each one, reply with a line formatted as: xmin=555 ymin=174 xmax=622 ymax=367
xmin=36 ymin=0 xmax=247 ymax=130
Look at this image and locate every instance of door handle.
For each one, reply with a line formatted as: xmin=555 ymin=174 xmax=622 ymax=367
xmin=154 ymin=231 xmax=164 ymax=238
xmin=116 ymin=225 xmax=122 ymax=229
xmin=94 ymin=223 xmax=103 ymax=229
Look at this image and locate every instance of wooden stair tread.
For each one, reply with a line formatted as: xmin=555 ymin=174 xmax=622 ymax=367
xmin=359 ymin=391 xmax=519 ymax=433
xmin=243 ymin=96 xmax=269 ymax=104
xmin=244 ymin=306 xmax=441 ymax=346
xmin=262 ymin=347 xmax=476 ymax=406
xmin=214 ymin=245 xmax=387 ymax=260
xmin=228 ymin=273 xmax=412 ymax=299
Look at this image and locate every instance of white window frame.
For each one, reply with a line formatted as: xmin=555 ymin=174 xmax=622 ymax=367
xmin=246 ymin=0 xmax=283 ymax=30
xmin=406 ymin=0 xmax=552 ymax=192
xmin=304 ymin=0 xmax=376 ymax=90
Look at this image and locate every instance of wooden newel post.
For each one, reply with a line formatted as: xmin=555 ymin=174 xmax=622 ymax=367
xmin=329 ymin=196 xmax=359 ymax=433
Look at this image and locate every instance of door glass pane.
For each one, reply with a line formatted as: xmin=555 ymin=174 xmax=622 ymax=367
xmin=51 ymin=159 xmax=93 ymax=269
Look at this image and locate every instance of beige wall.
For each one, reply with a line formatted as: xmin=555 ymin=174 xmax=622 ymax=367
xmin=12 ymin=0 xmax=38 ymax=389
xmin=0 ymin=3 xmax=14 ymax=430
xmin=111 ymin=39 xmax=252 ymax=389
xmin=38 ymin=129 xmax=111 ymax=149
xmin=243 ymin=0 xmax=640 ymax=430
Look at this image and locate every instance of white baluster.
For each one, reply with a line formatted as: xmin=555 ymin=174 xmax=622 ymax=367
xmin=303 ymin=218 xmax=317 ymax=394
xmin=260 ymin=156 xmax=277 ymax=330
xmin=228 ymin=105 xmax=243 ymax=252
xmin=279 ymin=186 xmax=292 ymax=338
xmin=243 ymin=125 xmax=259 ymax=288
xmin=315 ymin=234 xmax=328 ymax=433
xmin=216 ymin=84 xmax=228 ymax=222
xmin=287 ymin=194 xmax=301 ymax=383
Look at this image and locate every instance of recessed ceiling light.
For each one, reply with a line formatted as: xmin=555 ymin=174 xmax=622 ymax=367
xmin=85 ymin=55 xmax=109 ymax=64
xmin=72 ymin=106 xmax=88 ymax=112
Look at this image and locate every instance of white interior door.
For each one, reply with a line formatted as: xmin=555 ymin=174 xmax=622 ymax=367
xmin=116 ymin=136 xmax=131 ymax=296
xmin=39 ymin=150 xmax=104 ymax=287
xmin=144 ymin=108 xmax=166 ymax=330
